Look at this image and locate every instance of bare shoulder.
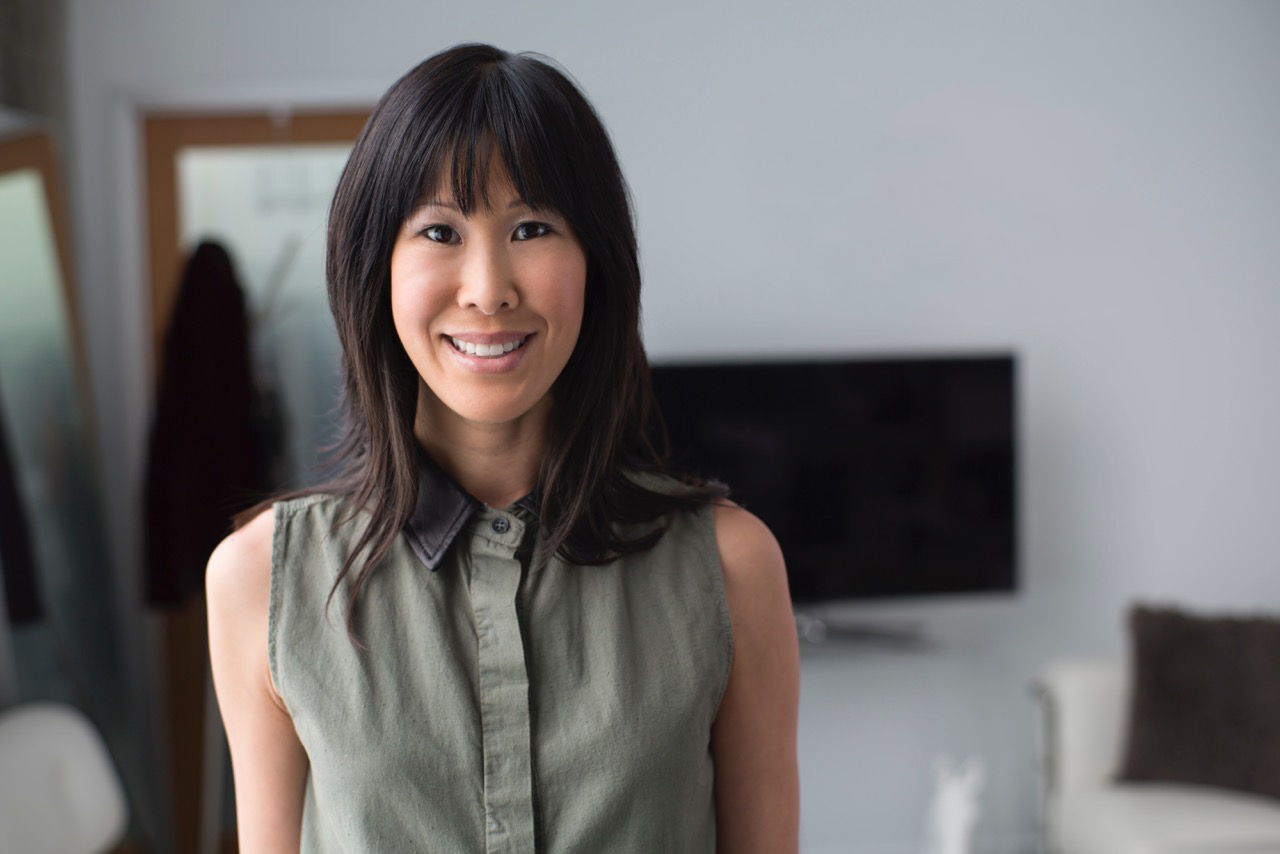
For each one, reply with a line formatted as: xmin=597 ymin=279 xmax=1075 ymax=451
xmin=206 ymin=506 xmax=275 ymax=613
xmin=206 ymin=505 xmax=285 ymax=708
xmin=206 ymin=505 xmax=308 ymax=848
xmin=711 ymin=501 xmax=787 ymax=594
xmin=709 ymin=500 xmax=794 ymax=653
xmin=206 ymin=506 xmax=276 ymax=701
xmin=709 ymin=502 xmax=800 ymax=851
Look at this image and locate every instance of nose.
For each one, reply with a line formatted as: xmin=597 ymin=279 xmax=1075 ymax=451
xmin=457 ymin=239 xmax=518 ymax=315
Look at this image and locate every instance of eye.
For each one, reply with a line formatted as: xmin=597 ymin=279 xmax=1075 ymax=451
xmin=421 ymin=224 xmax=459 ymax=244
xmin=513 ymin=221 xmax=552 ymax=241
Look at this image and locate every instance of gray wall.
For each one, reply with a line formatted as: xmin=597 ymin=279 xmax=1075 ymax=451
xmin=64 ymin=1 xmax=1280 ymax=851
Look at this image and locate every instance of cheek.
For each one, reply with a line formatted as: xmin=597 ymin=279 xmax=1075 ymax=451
xmin=388 ymin=279 xmax=415 ymax=349
xmin=388 ymin=246 xmax=412 ymax=334
xmin=555 ymin=281 xmax=586 ymax=338
xmin=540 ymin=254 xmax=588 ymax=338
xmin=389 ymin=252 xmax=445 ymax=341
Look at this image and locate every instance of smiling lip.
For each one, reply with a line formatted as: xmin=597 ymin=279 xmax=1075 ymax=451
xmin=443 ymin=332 xmax=533 ymax=372
xmin=445 ymin=331 xmax=532 ymax=345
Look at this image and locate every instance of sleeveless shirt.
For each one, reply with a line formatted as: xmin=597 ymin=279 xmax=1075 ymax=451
xmin=268 ymin=461 xmax=734 ymax=853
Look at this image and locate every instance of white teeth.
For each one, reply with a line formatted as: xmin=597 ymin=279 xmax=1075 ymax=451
xmin=450 ymin=336 xmax=526 ymax=357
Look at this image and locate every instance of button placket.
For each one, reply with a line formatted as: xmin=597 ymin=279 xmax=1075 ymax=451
xmin=468 ymin=511 xmax=536 ymax=853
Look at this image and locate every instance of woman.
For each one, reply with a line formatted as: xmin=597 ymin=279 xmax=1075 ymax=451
xmin=207 ymin=43 xmax=799 ymax=853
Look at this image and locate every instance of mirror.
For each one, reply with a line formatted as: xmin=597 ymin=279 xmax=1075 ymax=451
xmin=0 ymin=128 xmax=149 ymax=844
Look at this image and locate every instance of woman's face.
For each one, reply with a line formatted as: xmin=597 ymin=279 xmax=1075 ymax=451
xmin=389 ymin=164 xmax=587 ymax=433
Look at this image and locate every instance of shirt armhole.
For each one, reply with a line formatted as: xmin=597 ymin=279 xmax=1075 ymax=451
xmin=700 ymin=501 xmax=736 ymax=715
xmin=267 ymin=499 xmax=287 ymax=707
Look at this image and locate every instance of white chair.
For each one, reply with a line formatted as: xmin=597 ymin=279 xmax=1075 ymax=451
xmin=0 ymin=703 xmax=128 ymax=854
xmin=1035 ymin=658 xmax=1280 ymax=854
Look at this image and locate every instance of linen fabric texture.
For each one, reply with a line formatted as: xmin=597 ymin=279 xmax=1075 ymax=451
xmin=1116 ymin=604 xmax=1280 ymax=800
xmin=269 ymin=483 xmax=733 ymax=853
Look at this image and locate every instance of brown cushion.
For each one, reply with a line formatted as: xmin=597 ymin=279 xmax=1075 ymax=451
xmin=1117 ymin=604 xmax=1280 ymax=800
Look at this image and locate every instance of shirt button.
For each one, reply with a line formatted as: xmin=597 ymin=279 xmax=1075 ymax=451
xmin=491 ymin=516 xmax=511 ymax=534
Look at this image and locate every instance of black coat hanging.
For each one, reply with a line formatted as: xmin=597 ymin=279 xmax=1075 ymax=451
xmin=144 ymin=241 xmax=267 ymax=608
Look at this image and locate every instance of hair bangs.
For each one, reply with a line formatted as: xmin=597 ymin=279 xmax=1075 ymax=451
xmin=412 ymin=58 xmax=579 ymax=223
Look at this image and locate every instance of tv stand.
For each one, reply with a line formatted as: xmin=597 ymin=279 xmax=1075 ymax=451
xmin=794 ymin=612 xmax=933 ymax=648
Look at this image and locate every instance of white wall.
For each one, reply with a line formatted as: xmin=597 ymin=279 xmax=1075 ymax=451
xmin=64 ymin=1 xmax=1280 ymax=851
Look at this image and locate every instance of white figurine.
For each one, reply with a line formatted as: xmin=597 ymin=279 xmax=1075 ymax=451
xmin=921 ymin=753 xmax=986 ymax=854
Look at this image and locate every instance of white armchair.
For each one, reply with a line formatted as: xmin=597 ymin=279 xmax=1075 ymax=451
xmin=1036 ymin=658 xmax=1280 ymax=854
xmin=0 ymin=702 xmax=128 ymax=854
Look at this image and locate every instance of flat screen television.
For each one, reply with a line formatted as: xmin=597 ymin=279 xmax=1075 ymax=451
xmin=650 ymin=353 xmax=1017 ymax=604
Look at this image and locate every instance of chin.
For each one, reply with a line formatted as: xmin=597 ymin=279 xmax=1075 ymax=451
xmin=459 ymin=405 xmax=538 ymax=425
xmin=433 ymin=388 xmax=550 ymax=428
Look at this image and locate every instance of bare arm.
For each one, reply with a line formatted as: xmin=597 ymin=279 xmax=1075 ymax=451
xmin=206 ymin=508 xmax=308 ymax=854
xmin=711 ymin=503 xmax=801 ymax=854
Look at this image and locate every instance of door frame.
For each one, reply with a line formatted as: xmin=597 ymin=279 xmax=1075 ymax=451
xmin=144 ymin=109 xmax=369 ymax=372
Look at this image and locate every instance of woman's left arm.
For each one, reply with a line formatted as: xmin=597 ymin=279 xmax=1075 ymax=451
xmin=711 ymin=503 xmax=801 ymax=853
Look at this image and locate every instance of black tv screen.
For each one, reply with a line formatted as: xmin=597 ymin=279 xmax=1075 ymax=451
xmin=650 ymin=354 xmax=1017 ymax=604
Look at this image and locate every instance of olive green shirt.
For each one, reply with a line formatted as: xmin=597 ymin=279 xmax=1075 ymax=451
xmin=269 ymin=464 xmax=733 ymax=852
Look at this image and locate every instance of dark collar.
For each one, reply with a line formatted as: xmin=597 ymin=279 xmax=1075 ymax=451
xmin=402 ymin=449 xmax=539 ymax=572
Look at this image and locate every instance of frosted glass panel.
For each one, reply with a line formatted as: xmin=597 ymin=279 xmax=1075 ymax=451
xmin=177 ymin=144 xmax=349 ymax=485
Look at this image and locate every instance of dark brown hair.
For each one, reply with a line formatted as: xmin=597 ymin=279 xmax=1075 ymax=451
xmin=238 ymin=43 xmax=725 ymax=638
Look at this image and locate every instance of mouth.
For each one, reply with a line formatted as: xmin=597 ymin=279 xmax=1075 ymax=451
xmin=447 ymin=334 xmax=530 ymax=358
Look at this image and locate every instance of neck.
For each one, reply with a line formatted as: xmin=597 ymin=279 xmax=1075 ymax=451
xmin=412 ymin=383 xmax=550 ymax=508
